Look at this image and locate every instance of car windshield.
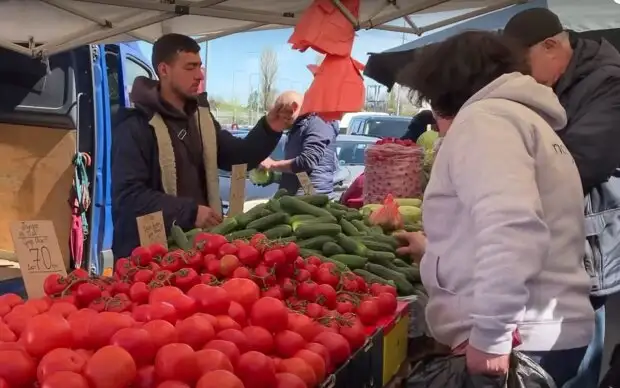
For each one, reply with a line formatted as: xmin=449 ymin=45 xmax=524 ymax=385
xmin=335 ymin=140 xmax=372 ymax=166
xmin=366 ymin=118 xmax=409 ymax=138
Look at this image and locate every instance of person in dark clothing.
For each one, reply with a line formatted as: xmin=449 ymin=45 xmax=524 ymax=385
xmin=401 ymin=109 xmax=436 ymax=142
xmin=261 ymin=93 xmax=339 ymax=197
xmin=505 ymin=8 xmax=620 ymax=388
xmin=112 ymin=34 xmax=299 ymax=258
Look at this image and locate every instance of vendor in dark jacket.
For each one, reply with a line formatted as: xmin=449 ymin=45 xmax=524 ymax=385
xmin=505 ymin=8 xmax=620 ymax=388
xmin=260 ymin=94 xmax=339 ymax=198
xmin=111 ymin=34 xmax=299 ymax=258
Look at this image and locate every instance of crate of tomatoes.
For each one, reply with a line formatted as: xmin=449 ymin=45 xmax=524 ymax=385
xmin=0 ymin=231 xmax=400 ymax=388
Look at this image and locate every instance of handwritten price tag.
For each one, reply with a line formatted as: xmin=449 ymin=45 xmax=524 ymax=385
xmin=228 ymin=164 xmax=247 ymax=216
xmin=136 ymin=211 xmax=167 ymax=248
xmin=296 ymin=172 xmax=316 ymax=195
xmin=10 ymin=220 xmax=67 ymax=299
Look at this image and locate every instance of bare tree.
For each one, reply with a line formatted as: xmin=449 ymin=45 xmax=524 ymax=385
xmin=259 ymin=47 xmax=279 ymax=112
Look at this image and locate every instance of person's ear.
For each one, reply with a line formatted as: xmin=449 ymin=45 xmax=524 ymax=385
xmin=158 ymin=63 xmax=169 ymax=78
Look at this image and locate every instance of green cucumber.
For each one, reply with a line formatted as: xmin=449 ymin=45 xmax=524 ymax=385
xmin=234 ymin=203 xmax=268 ymax=228
xmin=366 ymin=234 xmax=400 ymax=249
xmin=353 ymin=239 xmax=395 ymax=252
xmin=353 ymin=269 xmax=396 ymax=286
xmin=280 ymin=196 xmax=333 ymax=218
xmin=298 ymin=194 xmax=330 ymax=207
xmin=226 ymin=229 xmax=258 ymax=241
xmin=326 ymin=207 xmax=347 ymax=219
xmin=298 ymin=236 xmax=336 ymax=250
xmin=339 ymin=218 xmax=361 ymax=236
xmin=292 ymin=216 xmax=337 ymax=231
xmin=273 ymin=188 xmax=289 ymax=199
xmin=278 ymin=236 xmax=297 ymax=243
xmin=330 ymin=254 xmax=367 ymax=269
xmin=185 ymin=228 xmax=202 ymax=241
xmin=365 ymin=263 xmax=415 ymax=295
xmin=299 ymin=248 xmax=324 ymax=258
xmin=210 ymin=217 xmax=239 ymax=235
xmin=366 ymin=250 xmax=396 ymax=265
xmin=369 ymin=225 xmax=384 ymax=234
xmin=266 ymin=199 xmax=283 ymax=212
xmin=247 ymin=212 xmax=289 ymax=231
xmin=351 ymin=219 xmax=370 ymax=233
xmin=322 ymin=241 xmax=345 ymax=256
xmin=295 ymin=223 xmax=342 ymax=239
xmin=335 ymin=233 xmax=367 ymax=257
xmin=289 ymin=215 xmax=317 ymax=224
xmin=264 ymin=224 xmax=293 ymax=239
xmin=170 ymin=223 xmax=191 ymax=250
xmin=328 ymin=202 xmax=351 ymax=211
xmin=342 ymin=211 xmax=364 ymax=221
xmin=403 ymin=222 xmax=424 ymax=232
xmin=259 ymin=208 xmax=273 ymax=217
xmin=393 ymin=259 xmax=411 ymax=268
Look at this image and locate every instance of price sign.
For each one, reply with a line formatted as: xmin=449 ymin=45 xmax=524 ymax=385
xmin=136 ymin=211 xmax=168 ymax=248
xmin=228 ymin=164 xmax=247 ymax=216
xmin=10 ymin=220 xmax=66 ymax=299
xmin=296 ymin=172 xmax=316 ymax=195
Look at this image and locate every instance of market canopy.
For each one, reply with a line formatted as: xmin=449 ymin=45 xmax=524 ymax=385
xmin=364 ymin=0 xmax=620 ymax=88
xmin=0 ymin=0 xmax=575 ymax=58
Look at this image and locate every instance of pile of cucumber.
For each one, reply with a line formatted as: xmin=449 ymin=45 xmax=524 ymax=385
xmin=185 ymin=190 xmax=426 ymax=297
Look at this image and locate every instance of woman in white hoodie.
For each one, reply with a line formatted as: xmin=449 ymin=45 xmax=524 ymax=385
xmin=398 ymin=31 xmax=594 ymax=386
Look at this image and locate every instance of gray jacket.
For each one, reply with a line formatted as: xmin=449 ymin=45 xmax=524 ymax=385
xmin=556 ymin=33 xmax=620 ymax=296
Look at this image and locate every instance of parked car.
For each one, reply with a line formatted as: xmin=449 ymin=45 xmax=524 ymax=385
xmin=347 ymin=115 xmax=411 ymax=138
xmin=218 ymin=133 xmax=378 ymax=213
xmin=339 ymin=111 xmax=388 ymax=134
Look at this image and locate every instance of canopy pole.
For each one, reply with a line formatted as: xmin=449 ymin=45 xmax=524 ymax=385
xmin=360 ymin=0 xmax=451 ymax=33
xmin=0 ymin=39 xmax=34 ymax=57
xmin=331 ymin=0 xmax=360 ymax=30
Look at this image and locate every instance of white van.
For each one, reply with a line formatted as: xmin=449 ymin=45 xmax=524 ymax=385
xmin=339 ymin=112 xmax=388 ymax=133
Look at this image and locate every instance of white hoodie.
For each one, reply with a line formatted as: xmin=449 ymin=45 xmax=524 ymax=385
xmin=421 ymin=73 xmax=594 ymax=354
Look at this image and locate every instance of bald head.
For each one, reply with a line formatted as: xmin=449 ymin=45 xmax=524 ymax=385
xmin=275 ymin=90 xmax=304 ymax=107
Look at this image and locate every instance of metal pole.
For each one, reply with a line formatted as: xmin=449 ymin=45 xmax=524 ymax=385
xmin=395 ymin=20 xmax=406 ymax=116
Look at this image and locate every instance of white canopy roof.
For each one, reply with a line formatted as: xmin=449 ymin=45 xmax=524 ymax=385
xmin=2 ymin=0 xmax=620 ymax=58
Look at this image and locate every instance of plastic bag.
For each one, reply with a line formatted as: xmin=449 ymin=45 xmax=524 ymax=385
xmin=407 ymin=352 xmax=557 ymax=388
xmin=368 ymin=194 xmax=403 ymax=231
xmin=364 ymin=141 xmax=424 ymax=205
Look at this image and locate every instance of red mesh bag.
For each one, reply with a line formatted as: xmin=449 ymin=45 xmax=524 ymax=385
xmin=363 ymin=140 xmax=424 ymax=205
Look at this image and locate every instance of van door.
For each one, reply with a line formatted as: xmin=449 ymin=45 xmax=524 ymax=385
xmin=118 ymin=43 xmax=155 ymax=106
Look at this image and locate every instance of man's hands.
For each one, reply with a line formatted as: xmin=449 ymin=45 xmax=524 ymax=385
xmin=266 ymin=91 xmax=303 ymax=132
xmin=465 ymin=345 xmax=510 ymax=376
xmin=195 ymin=205 xmax=222 ymax=228
xmin=394 ymin=231 xmax=427 ymax=264
xmin=259 ymin=157 xmax=276 ymax=171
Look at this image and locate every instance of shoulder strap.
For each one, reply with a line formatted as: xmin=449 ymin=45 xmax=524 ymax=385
xmin=197 ymin=107 xmax=222 ymax=216
xmin=149 ymin=112 xmax=177 ymax=196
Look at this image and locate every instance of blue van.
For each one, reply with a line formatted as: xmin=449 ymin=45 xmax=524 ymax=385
xmin=0 ymin=42 xmax=155 ymax=291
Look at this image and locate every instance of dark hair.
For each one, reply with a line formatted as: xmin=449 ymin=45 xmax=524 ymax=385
xmin=152 ymin=33 xmax=200 ymax=74
xmin=401 ymin=110 xmax=436 ymax=141
xmin=404 ymin=30 xmax=529 ymax=117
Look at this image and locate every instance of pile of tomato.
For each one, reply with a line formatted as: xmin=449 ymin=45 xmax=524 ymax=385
xmin=0 ymin=232 xmax=399 ymax=388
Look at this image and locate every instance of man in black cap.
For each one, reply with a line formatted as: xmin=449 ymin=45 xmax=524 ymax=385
xmin=505 ymin=8 xmax=620 ymax=388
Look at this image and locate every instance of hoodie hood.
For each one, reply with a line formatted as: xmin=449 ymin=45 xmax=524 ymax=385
xmin=130 ymin=76 xmax=197 ymax=120
xmin=461 ymin=72 xmax=567 ymax=131
xmin=555 ymin=33 xmax=620 ymax=96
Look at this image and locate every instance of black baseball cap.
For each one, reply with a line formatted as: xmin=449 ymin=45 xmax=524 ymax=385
xmin=503 ymin=8 xmax=564 ymax=48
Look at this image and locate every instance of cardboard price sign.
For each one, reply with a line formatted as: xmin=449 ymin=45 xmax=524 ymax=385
xmin=296 ymin=172 xmax=316 ymax=195
xmin=10 ymin=220 xmax=67 ymax=299
xmin=136 ymin=211 xmax=168 ymax=248
xmin=228 ymin=164 xmax=247 ymax=216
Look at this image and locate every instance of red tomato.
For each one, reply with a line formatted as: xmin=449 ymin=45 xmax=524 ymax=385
xmin=249 ymin=233 xmax=267 ymax=247
xmin=0 ymin=349 xmax=36 ymax=386
xmin=242 ymin=325 xmax=274 ymax=354
xmin=227 ymin=301 xmax=247 ymax=326
xmin=250 ymin=297 xmax=288 ymax=333
xmin=142 ymin=320 xmax=178 ymax=349
xmin=129 ymin=282 xmax=150 ymax=304
xmin=220 ymin=254 xmax=240 ymax=277
xmin=275 ymin=372 xmax=306 ymax=388
xmin=21 ymin=313 xmax=73 ymax=358
xmin=231 ymin=266 xmax=251 ymax=279
xmin=43 ymin=274 xmax=67 ymax=296
xmin=149 ymin=286 xmax=184 ymax=305
xmin=149 ymin=243 xmax=168 ymax=259
xmin=154 ymin=343 xmax=198 ymax=384
xmin=10 ymin=303 xmax=39 ymax=317
xmin=315 ymin=284 xmax=337 ymax=309
xmin=277 ymin=358 xmax=317 ymax=388
xmin=172 ymin=268 xmax=200 ymax=292
xmin=214 ymin=315 xmax=241 ymax=331
xmin=236 ymin=351 xmax=277 ymax=388
xmin=305 ymin=343 xmax=332 ymax=372
xmin=218 ymin=243 xmax=239 ymax=257
xmin=194 ymin=349 xmax=234 ymax=374
xmin=296 ymin=280 xmax=317 ymax=301
xmin=376 ymin=292 xmax=398 ymax=316
xmin=4 ymin=312 xmax=32 ymax=337
xmin=37 ymin=348 xmax=86 ymax=383
xmin=0 ymin=293 xmax=23 ymax=308
xmin=356 ymin=299 xmax=380 ymax=326
xmin=288 ymin=314 xmax=322 ymax=343
xmin=87 ymin=311 xmax=135 ymax=349
xmin=295 ymin=349 xmax=327 ymax=381
xmin=274 ymin=330 xmax=306 ymax=358
xmin=48 ymin=302 xmax=78 ymax=318
xmin=67 ymin=309 xmax=97 ymax=349
xmin=262 ymin=285 xmax=284 ymax=300
xmin=160 ymin=251 xmax=184 ymax=272
xmin=221 ymin=278 xmax=260 ymax=311
xmin=168 ymin=294 xmax=198 ymax=319
xmin=133 ymin=365 xmax=156 ymax=388
xmin=84 ymin=345 xmax=137 ymax=388
xmin=0 ymin=323 xmax=15 ymax=342
xmin=110 ymin=328 xmax=156 ymax=366
xmin=183 ymin=249 xmax=203 ymax=270
xmin=280 ymin=278 xmax=296 ymax=298
xmin=196 ymin=370 xmax=244 ymax=388
xmin=202 ymin=340 xmax=240 ymax=367
xmin=187 ymin=284 xmax=231 ymax=315
xmin=336 ymin=300 xmax=355 ymax=315
xmin=338 ymin=316 xmax=367 ymax=350
xmin=133 ymin=269 xmax=154 ymax=283
xmin=131 ymin=246 xmax=153 ymax=266
xmin=305 ymin=303 xmax=325 ymax=319
xmin=175 ymin=315 xmax=215 ymax=350
xmin=313 ymin=332 xmax=351 ymax=366
xmin=158 ymin=381 xmax=191 ymax=388
xmin=149 ymin=302 xmax=178 ymax=324
xmin=315 ymin=266 xmax=340 ymax=288
xmin=215 ymin=329 xmax=249 ymax=353
xmin=281 ymin=242 xmax=300 ymax=264
xmin=200 ymin=272 xmax=218 ymax=285
xmin=0 ymin=304 xmax=10 ymax=318
xmin=41 ymin=371 xmax=89 ymax=388
xmin=237 ymin=245 xmax=261 ymax=268
xmin=263 ymin=249 xmax=286 ymax=268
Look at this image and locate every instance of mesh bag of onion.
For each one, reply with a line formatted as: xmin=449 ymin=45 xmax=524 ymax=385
xmin=363 ymin=139 xmax=424 ymax=205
